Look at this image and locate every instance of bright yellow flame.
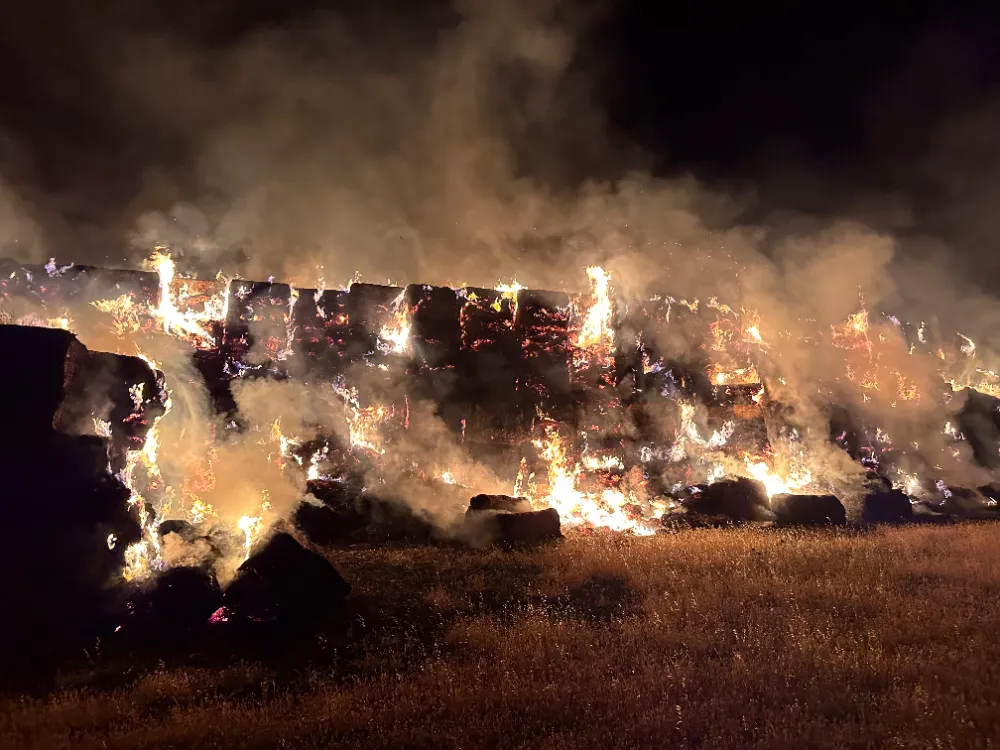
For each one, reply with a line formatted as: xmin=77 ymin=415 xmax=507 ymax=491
xmin=378 ymin=290 xmax=411 ymax=355
xmin=143 ymin=249 xmax=228 ymax=349
xmin=238 ymin=494 xmax=272 ymax=560
xmin=743 ymin=454 xmax=812 ymax=498
xmin=492 ymin=280 xmax=523 ymax=321
xmin=573 ymin=267 xmax=614 ymax=363
xmin=91 ymin=294 xmax=142 ymax=337
xmin=525 ymin=425 xmax=658 ymax=535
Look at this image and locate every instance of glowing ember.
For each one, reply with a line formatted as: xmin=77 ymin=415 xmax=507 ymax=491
xmin=334 ymin=382 xmax=393 ymax=455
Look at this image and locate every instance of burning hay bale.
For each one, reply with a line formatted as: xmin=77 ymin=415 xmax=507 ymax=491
xmin=769 ymin=493 xmax=847 ymax=526
xmin=222 ymin=532 xmax=351 ymax=629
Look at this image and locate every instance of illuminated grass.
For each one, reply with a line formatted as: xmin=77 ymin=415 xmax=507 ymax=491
xmin=4 ymin=525 xmax=1000 ymax=749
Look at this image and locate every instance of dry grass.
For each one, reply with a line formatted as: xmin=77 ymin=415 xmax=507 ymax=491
xmin=4 ymin=525 xmax=1000 ymax=749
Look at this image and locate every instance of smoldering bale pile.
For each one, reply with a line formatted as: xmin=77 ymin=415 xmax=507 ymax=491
xmin=2 ymin=258 xmax=1000 ymax=677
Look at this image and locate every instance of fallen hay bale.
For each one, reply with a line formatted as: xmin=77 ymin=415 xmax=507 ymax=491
xmin=224 ymin=532 xmax=351 ymax=626
xmin=860 ymin=488 xmax=914 ymax=523
xmin=683 ymin=478 xmax=771 ymax=522
xmin=770 ymin=493 xmax=846 ymax=525
xmin=300 ymin=480 xmax=438 ymax=544
xmin=494 ymin=508 xmax=562 ymax=546
xmin=937 ymin=486 xmax=1000 ymax=519
xmin=117 ymin=566 xmax=224 ymax=647
xmin=463 ymin=507 xmax=562 ymax=547
xmin=293 ymin=501 xmax=353 ymax=546
xmin=467 ymin=494 xmax=533 ymax=513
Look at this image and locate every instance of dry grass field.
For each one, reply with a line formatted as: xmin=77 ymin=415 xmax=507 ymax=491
xmin=4 ymin=524 xmax=1000 ymax=749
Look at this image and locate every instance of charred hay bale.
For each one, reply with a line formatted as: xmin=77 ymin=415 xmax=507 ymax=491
xmin=938 ymin=486 xmax=1000 ymax=519
xmin=683 ymin=478 xmax=771 ymax=522
xmin=770 ymin=493 xmax=846 ymax=525
xmin=116 ymin=567 xmax=223 ymax=648
xmin=0 ymin=432 xmax=133 ymax=529
xmin=224 ymin=532 xmax=351 ymax=626
xmin=293 ymin=500 xmax=363 ymax=546
xmin=0 ymin=325 xmax=88 ymax=432
xmin=495 ymin=508 xmax=561 ymax=545
xmin=71 ymin=265 xmax=158 ymax=306
xmin=0 ymin=524 xmax=129 ymax=683
xmin=356 ymin=493 xmax=439 ymax=543
xmin=464 ymin=507 xmax=562 ymax=547
xmin=860 ymin=488 xmax=914 ymax=523
xmin=306 ymin=479 xmax=439 ymax=544
xmin=910 ymin=500 xmax=956 ymax=523
xmin=978 ymin=482 xmax=1000 ymax=504
xmin=223 ymin=280 xmax=293 ymax=365
xmin=956 ymin=390 xmax=1000 ymax=470
xmin=57 ymin=350 xmax=165 ymax=452
xmin=407 ymin=284 xmax=462 ymax=369
xmin=468 ymin=494 xmax=533 ymax=513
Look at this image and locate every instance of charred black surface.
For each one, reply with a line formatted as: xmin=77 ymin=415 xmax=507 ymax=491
xmin=770 ymin=493 xmax=847 ymax=525
xmin=683 ymin=477 xmax=771 ymax=522
xmin=0 ymin=327 xmax=155 ymax=685
xmin=114 ymin=567 xmax=224 ymax=650
xmin=463 ymin=507 xmax=563 ymax=547
xmin=492 ymin=508 xmax=563 ymax=546
xmin=224 ymin=532 xmax=351 ymax=627
xmin=860 ymin=484 xmax=915 ymax=523
xmin=468 ymin=494 xmax=533 ymax=513
xmin=955 ymin=389 xmax=1000 ymax=470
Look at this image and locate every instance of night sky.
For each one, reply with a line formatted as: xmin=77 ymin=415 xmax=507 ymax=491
xmin=1 ymin=1 xmax=999 ymax=279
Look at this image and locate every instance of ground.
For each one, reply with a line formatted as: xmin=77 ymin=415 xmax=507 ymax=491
xmin=4 ymin=524 xmax=1000 ymax=749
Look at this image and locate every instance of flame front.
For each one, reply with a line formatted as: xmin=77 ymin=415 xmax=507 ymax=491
xmin=524 ymin=424 xmax=661 ymax=536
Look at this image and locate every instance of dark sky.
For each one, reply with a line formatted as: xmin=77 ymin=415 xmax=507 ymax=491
xmin=1 ymin=1 xmax=999 ymax=279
